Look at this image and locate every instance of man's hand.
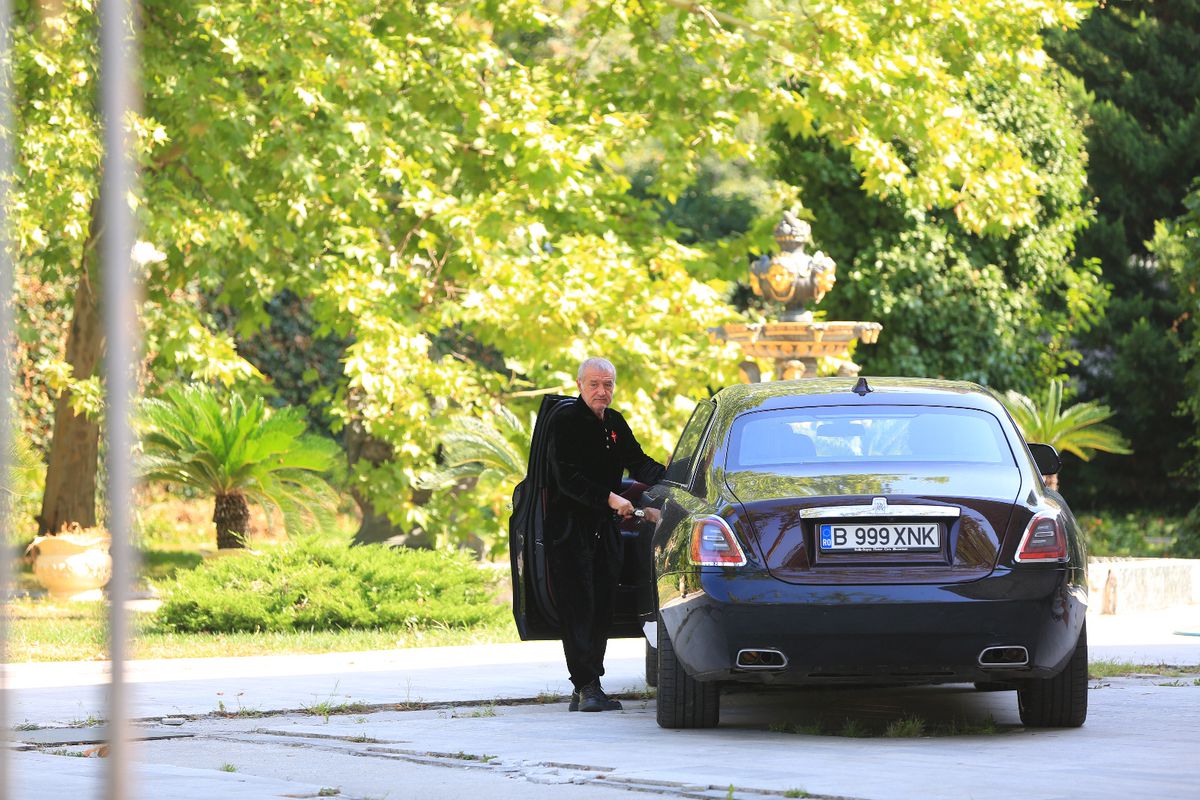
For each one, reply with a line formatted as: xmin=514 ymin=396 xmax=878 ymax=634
xmin=641 ymin=507 xmax=662 ymax=524
xmin=608 ymin=492 xmax=634 ymax=518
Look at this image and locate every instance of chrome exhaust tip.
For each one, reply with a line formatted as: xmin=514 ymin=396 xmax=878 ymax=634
xmin=978 ymin=646 xmax=1029 ymax=667
xmin=736 ymin=648 xmax=788 ymax=670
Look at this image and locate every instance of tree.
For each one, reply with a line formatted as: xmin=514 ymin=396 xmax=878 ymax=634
xmin=1044 ymin=0 xmax=1200 ymax=511
xmin=770 ymin=68 xmax=1105 ymax=394
xmin=139 ymin=385 xmax=339 ymax=549
xmin=1153 ymin=181 xmax=1200 ymax=488
xmin=1002 ymin=378 xmax=1132 ymax=490
xmin=15 ymin=0 xmax=1095 ymax=549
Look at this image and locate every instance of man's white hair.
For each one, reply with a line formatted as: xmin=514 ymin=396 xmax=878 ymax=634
xmin=577 ymin=357 xmax=617 ymax=381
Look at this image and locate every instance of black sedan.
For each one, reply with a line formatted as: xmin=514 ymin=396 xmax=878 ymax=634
xmin=510 ymin=378 xmax=1087 ymax=730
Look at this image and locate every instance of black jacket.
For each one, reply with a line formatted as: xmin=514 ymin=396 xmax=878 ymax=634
xmin=546 ymin=397 xmax=665 ymax=543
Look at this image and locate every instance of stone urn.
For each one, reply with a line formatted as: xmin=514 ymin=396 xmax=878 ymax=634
xmin=26 ymin=527 xmax=112 ymax=601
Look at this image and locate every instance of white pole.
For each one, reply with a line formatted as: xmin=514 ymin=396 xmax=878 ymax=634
xmin=100 ymin=0 xmax=140 ymax=795
xmin=0 ymin=0 xmax=15 ymax=794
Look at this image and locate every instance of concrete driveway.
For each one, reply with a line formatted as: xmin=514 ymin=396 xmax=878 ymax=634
xmin=5 ymin=605 xmax=1200 ymax=800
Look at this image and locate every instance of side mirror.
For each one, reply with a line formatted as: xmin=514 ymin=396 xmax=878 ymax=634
xmin=1028 ymin=443 xmax=1062 ymax=476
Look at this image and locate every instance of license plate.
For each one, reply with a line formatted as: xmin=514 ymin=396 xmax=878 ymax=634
xmin=819 ymin=522 xmax=941 ymax=552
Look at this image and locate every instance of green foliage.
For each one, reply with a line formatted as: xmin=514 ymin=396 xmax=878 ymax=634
xmin=1172 ymin=514 xmax=1200 ymax=559
xmin=1075 ymin=512 xmax=1187 ymax=558
xmin=1002 ymin=379 xmax=1131 ymax=461
xmin=3 ymin=425 xmax=44 ymax=542
xmin=139 ymin=384 xmax=340 ymax=540
xmin=883 ymin=715 xmax=926 ymax=738
xmin=154 ymin=540 xmax=506 ymax=634
xmin=16 ymin=0 xmax=1099 ymax=552
xmin=1156 ymin=184 xmax=1200 ymax=493
xmin=416 ymin=407 xmax=529 ymax=493
xmin=773 ymin=68 xmax=1104 ymax=394
xmin=1045 ymin=2 xmax=1200 ymax=511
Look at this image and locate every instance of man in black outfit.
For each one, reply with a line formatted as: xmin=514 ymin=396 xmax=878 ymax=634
xmin=546 ymin=357 xmax=664 ymax=713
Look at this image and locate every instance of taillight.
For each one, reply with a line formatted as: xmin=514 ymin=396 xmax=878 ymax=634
xmin=1015 ymin=513 xmax=1067 ymax=563
xmin=690 ymin=516 xmax=747 ymax=567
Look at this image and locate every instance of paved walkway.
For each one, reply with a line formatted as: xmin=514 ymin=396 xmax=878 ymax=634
xmin=4 ymin=604 xmax=1200 ymax=800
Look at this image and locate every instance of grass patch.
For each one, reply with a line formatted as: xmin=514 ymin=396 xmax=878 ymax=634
xmin=934 ymin=715 xmax=1000 ymax=736
xmin=769 ymin=721 xmax=824 ymax=736
xmin=302 ymin=700 xmax=376 ymax=722
xmin=219 ymin=763 xmax=237 ymax=773
xmin=465 ymin=704 xmax=497 ymax=718
xmin=1089 ymin=661 xmax=1189 ymax=679
xmin=770 ymin=713 xmax=1001 ymax=738
xmin=5 ymin=607 xmax=519 ymax=662
xmin=5 ymin=599 xmax=109 ymax=662
xmin=883 ymin=715 xmax=926 ymax=738
xmin=69 ymin=714 xmax=104 ymax=728
xmin=215 ymin=696 xmax=267 ymax=718
xmin=783 ymin=791 xmax=809 ymax=799
xmin=837 ymin=718 xmax=869 ymax=738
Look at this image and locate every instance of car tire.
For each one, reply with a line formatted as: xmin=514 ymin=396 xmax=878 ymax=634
xmin=656 ymin=617 xmax=719 ymax=729
xmin=645 ymin=640 xmax=658 ymax=688
xmin=1017 ymin=623 xmax=1088 ymax=728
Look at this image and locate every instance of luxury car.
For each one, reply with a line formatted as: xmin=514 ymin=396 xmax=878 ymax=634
xmin=510 ymin=378 xmax=1088 ymax=730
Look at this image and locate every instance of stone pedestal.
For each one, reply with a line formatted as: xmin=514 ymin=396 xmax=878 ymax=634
xmin=713 ymin=320 xmax=883 ymax=382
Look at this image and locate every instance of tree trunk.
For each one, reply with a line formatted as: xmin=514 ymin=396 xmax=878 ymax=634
xmin=213 ymin=493 xmax=250 ymax=550
xmin=37 ymin=203 xmax=103 ymax=535
xmin=344 ymin=414 xmax=432 ymax=548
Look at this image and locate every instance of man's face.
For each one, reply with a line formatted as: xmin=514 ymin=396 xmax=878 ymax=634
xmin=577 ymin=366 xmax=616 ymax=419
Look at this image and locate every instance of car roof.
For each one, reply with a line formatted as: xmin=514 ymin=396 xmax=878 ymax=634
xmin=711 ymin=377 xmax=1006 ymax=416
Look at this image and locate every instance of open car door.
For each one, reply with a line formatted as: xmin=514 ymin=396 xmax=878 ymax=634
xmin=509 ymin=394 xmax=658 ymax=641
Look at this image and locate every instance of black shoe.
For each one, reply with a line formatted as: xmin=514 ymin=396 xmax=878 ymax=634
xmin=574 ymin=681 xmax=622 ymax=712
xmin=577 ymin=682 xmax=607 ymax=712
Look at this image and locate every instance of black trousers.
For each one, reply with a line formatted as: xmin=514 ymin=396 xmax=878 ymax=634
xmin=548 ymin=524 xmax=623 ymax=691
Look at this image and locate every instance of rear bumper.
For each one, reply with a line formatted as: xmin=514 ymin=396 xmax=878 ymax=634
xmin=656 ymin=567 xmax=1086 ymax=685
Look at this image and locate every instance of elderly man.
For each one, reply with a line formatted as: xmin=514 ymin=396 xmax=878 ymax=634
xmin=546 ymin=357 xmax=665 ymax=713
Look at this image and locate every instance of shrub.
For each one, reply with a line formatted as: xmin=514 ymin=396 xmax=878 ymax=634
xmin=155 ymin=540 xmax=507 ymax=634
xmin=1172 ymin=512 xmax=1200 ymax=559
xmin=1076 ymin=513 xmax=1188 ymax=558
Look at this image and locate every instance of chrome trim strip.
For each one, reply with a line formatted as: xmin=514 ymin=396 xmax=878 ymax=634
xmin=799 ymin=503 xmax=961 ymax=519
xmin=736 ymin=649 xmax=790 ymax=670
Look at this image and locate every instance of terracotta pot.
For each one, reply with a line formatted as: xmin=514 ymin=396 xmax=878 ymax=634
xmin=26 ymin=530 xmax=112 ymax=601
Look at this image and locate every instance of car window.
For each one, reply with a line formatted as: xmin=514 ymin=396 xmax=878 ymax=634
xmin=727 ymin=405 xmax=1015 ymax=470
xmin=662 ymin=400 xmax=715 ymax=485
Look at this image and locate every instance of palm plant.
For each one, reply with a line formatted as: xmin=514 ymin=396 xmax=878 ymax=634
xmin=139 ymin=384 xmax=340 ymax=549
xmin=1002 ymin=379 xmax=1132 ymax=489
xmin=416 ymin=405 xmax=530 ymax=492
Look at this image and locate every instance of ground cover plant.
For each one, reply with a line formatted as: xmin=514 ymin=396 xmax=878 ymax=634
xmin=154 ymin=539 xmax=506 ymax=634
xmin=6 ymin=494 xmax=519 ymax=662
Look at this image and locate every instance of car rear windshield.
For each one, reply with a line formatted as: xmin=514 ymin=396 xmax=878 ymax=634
xmin=727 ymin=405 xmax=1016 ymax=471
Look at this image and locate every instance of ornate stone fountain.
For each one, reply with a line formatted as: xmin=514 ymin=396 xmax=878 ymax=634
xmin=714 ymin=211 xmax=882 ymax=382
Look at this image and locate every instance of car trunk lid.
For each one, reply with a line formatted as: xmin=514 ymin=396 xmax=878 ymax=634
xmin=726 ymin=464 xmax=1022 ymax=585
